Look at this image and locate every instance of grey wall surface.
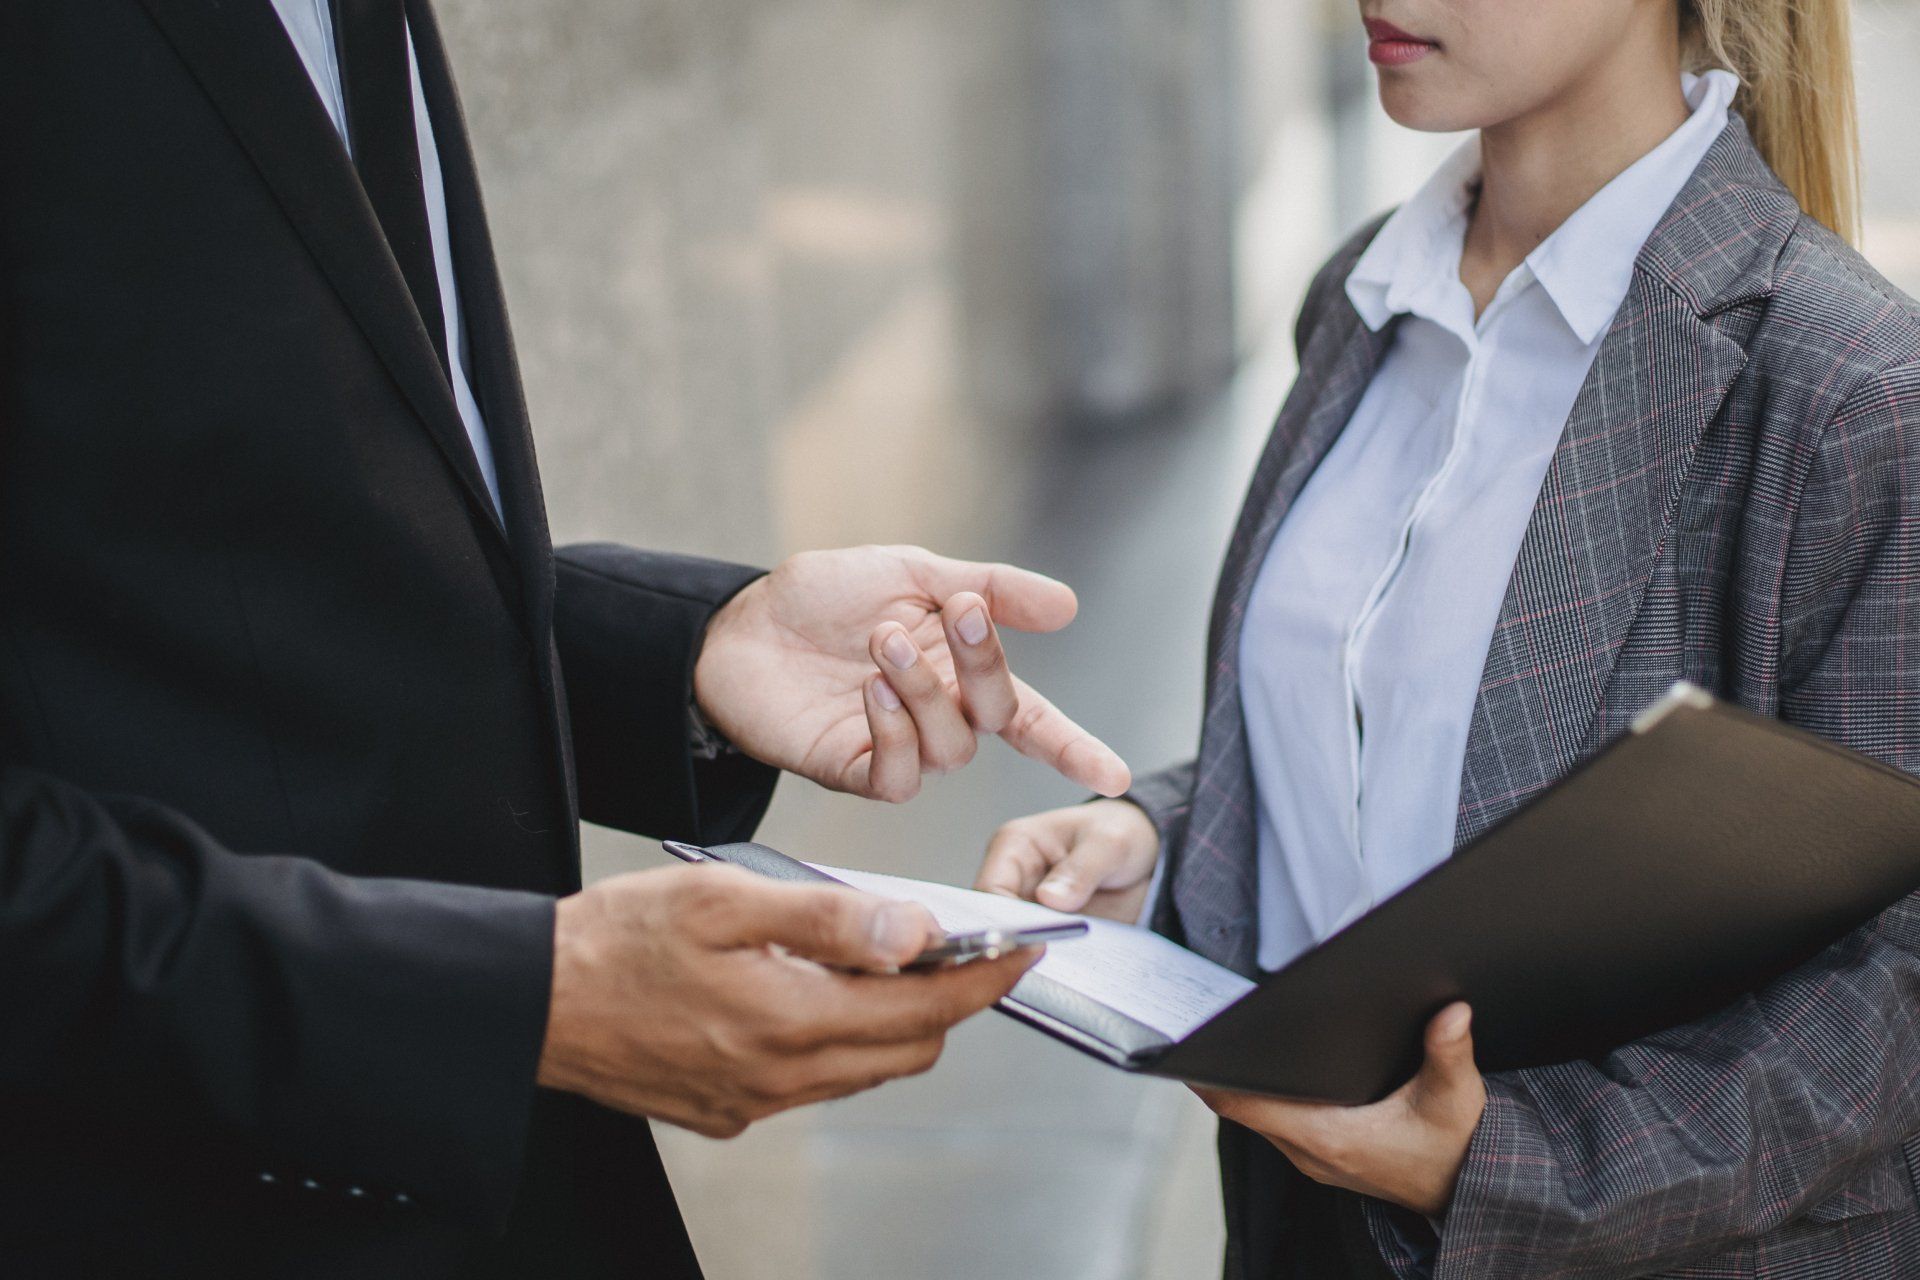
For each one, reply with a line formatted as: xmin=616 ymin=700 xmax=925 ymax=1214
xmin=432 ymin=0 xmax=1247 ymax=575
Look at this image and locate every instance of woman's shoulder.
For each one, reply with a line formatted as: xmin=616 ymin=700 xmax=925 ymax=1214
xmin=1749 ymin=220 xmax=1920 ymax=501
xmin=1760 ymin=217 xmax=1920 ymax=395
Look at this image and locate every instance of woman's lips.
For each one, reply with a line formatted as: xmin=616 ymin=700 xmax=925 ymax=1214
xmin=1363 ymin=17 xmax=1437 ymax=66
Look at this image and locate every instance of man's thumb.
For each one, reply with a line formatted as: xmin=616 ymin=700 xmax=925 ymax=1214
xmin=701 ymin=871 xmax=941 ymax=969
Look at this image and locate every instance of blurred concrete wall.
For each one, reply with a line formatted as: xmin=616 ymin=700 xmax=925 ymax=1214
xmin=946 ymin=0 xmax=1238 ymax=428
xmin=432 ymin=0 xmax=1274 ymax=567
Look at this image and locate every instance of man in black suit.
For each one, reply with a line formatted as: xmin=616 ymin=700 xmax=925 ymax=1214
xmin=0 ymin=1 xmax=1131 ymax=1276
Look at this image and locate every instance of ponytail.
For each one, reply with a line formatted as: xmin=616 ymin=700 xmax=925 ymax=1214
xmin=1681 ymin=0 xmax=1861 ymax=242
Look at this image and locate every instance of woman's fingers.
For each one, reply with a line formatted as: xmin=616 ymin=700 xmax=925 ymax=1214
xmin=1033 ymin=824 xmax=1136 ymax=911
xmin=977 ymin=820 xmax=1062 ymax=899
xmin=940 ymin=591 xmax=1020 ymax=734
xmin=979 ymin=802 xmax=1162 ymax=918
xmin=868 ymin=621 xmax=978 ymax=773
xmin=977 ymin=806 xmax=1145 ymax=910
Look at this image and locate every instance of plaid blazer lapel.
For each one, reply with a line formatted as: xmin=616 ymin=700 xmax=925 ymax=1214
xmin=1173 ymin=304 xmax=1394 ymax=972
xmin=1452 ymin=121 xmax=1794 ymax=845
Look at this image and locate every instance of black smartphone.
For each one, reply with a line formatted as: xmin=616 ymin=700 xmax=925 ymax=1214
xmin=903 ymin=920 xmax=1088 ymax=970
xmin=660 ymin=839 xmax=1089 ymax=970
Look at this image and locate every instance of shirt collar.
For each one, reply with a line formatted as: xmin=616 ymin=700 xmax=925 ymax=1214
xmin=1346 ymin=69 xmax=1739 ymax=344
xmin=1345 ymin=137 xmax=1480 ymax=332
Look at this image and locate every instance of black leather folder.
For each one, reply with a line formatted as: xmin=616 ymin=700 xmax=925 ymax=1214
xmin=668 ymin=683 xmax=1920 ymax=1104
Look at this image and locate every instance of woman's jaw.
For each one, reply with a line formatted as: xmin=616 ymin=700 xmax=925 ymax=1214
xmin=1356 ymin=0 xmax=1686 ymax=138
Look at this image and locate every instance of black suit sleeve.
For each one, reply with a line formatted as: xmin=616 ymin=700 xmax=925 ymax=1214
xmin=552 ymin=543 xmax=780 ymax=844
xmin=0 ymin=767 xmax=555 ymax=1230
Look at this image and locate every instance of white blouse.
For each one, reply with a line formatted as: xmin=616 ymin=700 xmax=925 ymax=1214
xmin=1236 ymin=71 xmax=1738 ymax=971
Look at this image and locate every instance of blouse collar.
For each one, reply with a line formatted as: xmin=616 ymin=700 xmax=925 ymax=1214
xmin=1346 ymin=69 xmax=1740 ymax=345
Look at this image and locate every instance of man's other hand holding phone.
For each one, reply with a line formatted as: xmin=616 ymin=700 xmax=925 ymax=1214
xmin=538 ymin=864 xmax=1039 ymax=1138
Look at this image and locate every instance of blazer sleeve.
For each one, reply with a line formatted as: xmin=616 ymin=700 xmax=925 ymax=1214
xmin=552 ymin=543 xmax=779 ymax=845
xmin=0 ymin=766 xmax=555 ymax=1231
xmin=1124 ymin=760 xmax=1196 ymax=939
xmin=1365 ymin=359 xmax=1920 ymax=1280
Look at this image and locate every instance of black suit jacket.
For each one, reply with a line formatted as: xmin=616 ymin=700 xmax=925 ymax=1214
xmin=0 ymin=1 xmax=776 ymax=1275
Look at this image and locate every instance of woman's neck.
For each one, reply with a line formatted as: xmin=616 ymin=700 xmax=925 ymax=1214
xmin=1460 ymin=34 xmax=1691 ymax=316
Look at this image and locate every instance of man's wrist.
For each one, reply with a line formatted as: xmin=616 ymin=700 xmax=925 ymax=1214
xmin=687 ymin=695 xmax=737 ymax=760
xmin=688 ymin=575 xmax=762 ymax=750
xmin=536 ymin=893 xmax=595 ymax=1096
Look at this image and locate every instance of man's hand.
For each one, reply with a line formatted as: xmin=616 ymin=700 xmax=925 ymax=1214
xmin=693 ymin=545 xmax=1130 ymax=802
xmin=1195 ymin=1004 xmax=1487 ymax=1219
xmin=536 ymin=864 xmax=1037 ymax=1137
xmin=975 ymin=799 xmax=1161 ymax=922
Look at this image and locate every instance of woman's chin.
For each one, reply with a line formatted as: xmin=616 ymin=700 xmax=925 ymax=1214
xmin=1376 ymin=82 xmax=1488 ymax=135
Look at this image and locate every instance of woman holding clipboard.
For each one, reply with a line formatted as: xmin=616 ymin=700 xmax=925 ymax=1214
xmin=977 ymin=0 xmax=1920 ymax=1276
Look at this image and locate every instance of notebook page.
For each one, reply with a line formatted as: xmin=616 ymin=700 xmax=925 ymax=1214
xmin=816 ymin=864 xmax=1254 ymax=1041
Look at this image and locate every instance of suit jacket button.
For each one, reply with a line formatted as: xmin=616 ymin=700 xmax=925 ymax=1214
xmin=347 ymin=1186 xmax=366 ymax=1198
xmin=302 ymin=1179 xmax=320 ymax=1192
xmin=392 ymin=1192 xmax=411 ymax=1207
xmin=258 ymin=1172 xmax=276 ymax=1185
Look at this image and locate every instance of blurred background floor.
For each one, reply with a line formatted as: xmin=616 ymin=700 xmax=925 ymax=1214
xmin=432 ymin=0 xmax=1920 ymax=1273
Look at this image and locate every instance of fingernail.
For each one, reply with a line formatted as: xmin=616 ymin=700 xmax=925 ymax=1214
xmin=871 ymin=903 xmax=924 ymax=959
xmin=956 ymin=608 xmax=989 ymax=646
xmin=1039 ymin=878 xmax=1071 ymax=902
xmin=873 ymin=678 xmax=902 ymax=711
xmin=882 ymin=630 xmax=918 ymax=670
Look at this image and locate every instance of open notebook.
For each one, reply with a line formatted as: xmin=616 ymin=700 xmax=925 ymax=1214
xmin=668 ymin=684 xmax=1920 ymax=1102
xmin=662 ymin=840 xmax=1251 ymax=1057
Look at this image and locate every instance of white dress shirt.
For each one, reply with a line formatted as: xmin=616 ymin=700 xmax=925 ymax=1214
xmin=1235 ymin=71 xmax=1737 ymax=971
xmin=270 ymin=0 xmax=503 ymax=515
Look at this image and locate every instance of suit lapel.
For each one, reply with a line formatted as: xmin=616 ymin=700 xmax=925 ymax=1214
xmin=404 ymin=0 xmax=554 ymax=619
xmin=134 ymin=0 xmax=510 ymax=550
xmin=1171 ymin=302 xmax=1394 ymax=972
xmin=403 ymin=0 xmax=578 ymax=859
xmin=1451 ymin=283 xmax=1744 ymax=843
xmin=1452 ymin=120 xmax=1795 ymax=844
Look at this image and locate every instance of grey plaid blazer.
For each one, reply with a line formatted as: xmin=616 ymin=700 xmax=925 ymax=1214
xmin=1129 ymin=118 xmax=1920 ymax=1279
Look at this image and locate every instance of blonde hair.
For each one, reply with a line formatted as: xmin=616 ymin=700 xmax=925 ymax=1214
xmin=1681 ymin=0 xmax=1861 ymax=241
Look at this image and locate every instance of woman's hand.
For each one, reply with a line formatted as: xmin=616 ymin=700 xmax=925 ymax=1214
xmin=1194 ymin=1004 xmax=1486 ymax=1219
xmin=974 ymin=799 xmax=1161 ymax=923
